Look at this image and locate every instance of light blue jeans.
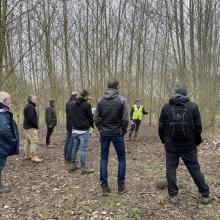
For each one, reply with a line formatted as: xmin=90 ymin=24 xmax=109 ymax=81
xmin=71 ymin=132 xmax=91 ymax=168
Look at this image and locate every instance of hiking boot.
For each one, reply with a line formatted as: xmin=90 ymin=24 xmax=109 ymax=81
xmin=0 ymin=172 xmax=10 ymax=194
xmin=170 ymin=196 xmax=178 ymax=204
xmin=198 ymin=194 xmax=211 ymax=204
xmin=118 ymin=185 xmax=128 ymax=195
xmin=31 ymin=155 xmax=43 ymax=163
xmin=127 ymin=132 xmax=133 ymax=141
xmin=71 ymin=163 xmax=79 ymax=172
xmin=0 ymin=184 xmax=10 ymax=194
xmin=133 ymin=132 xmax=138 ymax=141
xmin=101 ymin=185 xmax=111 ymax=196
xmin=22 ymin=155 xmax=31 ymax=160
xmin=81 ymin=167 xmax=95 ymax=175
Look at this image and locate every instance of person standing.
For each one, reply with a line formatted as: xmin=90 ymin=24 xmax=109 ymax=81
xmin=64 ymin=92 xmax=78 ymax=170
xmin=71 ymin=90 xmax=94 ymax=175
xmin=128 ymin=99 xmax=148 ymax=141
xmin=0 ymin=91 xmax=19 ymax=193
xmin=45 ymin=99 xmax=57 ymax=146
xmin=158 ymin=86 xmax=210 ymax=204
xmin=23 ymin=95 xmax=42 ymax=163
xmin=94 ymin=80 xmax=129 ymax=196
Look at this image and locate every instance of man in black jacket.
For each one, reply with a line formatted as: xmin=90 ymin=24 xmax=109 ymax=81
xmin=64 ymin=92 xmax=78 ymax=170
xmin=159 ymin=86 xmax=210 ymax=204
xmin=94 ymin=80 xmax=129 ymax=196
xmin=0 ymin=91 xmax=19 ymax=193
xmin=23 ymin=95 xmax=42 ymax=163
xmin=45 ymin=99 xmax=57 ymax=146
xmin=71 ymin=90 xmax=94 ymax=175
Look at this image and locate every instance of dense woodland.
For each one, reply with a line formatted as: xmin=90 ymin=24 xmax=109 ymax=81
xmin=0 ymin=0 xmax=220 ymax=126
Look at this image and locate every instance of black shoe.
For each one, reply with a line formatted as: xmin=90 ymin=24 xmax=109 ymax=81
xmin=118 ymin=185 xmax=128 ymax=195
xmin=101 ymin=185 xmax=110 ymax=196
xmin=198 ymin=194 xmax=211 ymax=204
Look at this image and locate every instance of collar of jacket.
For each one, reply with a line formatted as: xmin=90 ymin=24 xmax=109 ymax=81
xmin=28 ymin=101 xmax=36 ymax=107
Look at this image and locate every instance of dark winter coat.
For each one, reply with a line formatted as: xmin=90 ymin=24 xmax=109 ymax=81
xmin=66 ymin=96 xmax=77 ymax=131
xmin=45 ymin=106 xmax=57 ymax=127
xmin=23 ymin=102 xmax=38 ymax=129
xmin=0 ymin=104 xmax=19 ymax=157
xmin=94 ymin=89 xmax=129 ymax=136
xmin=158 ymin=94 xmax=202 ymax=152
xmin=72 ymin=98 xmax=94 ymax=131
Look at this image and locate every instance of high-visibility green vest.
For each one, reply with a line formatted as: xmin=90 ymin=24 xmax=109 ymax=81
xmin=132 ymin=104 xmax=143 ymax=120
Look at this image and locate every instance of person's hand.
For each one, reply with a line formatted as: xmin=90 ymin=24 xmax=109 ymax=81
xmin=48 ymin=125 xmax=53 ymax=128
xmin=130 ymin=121 xmax=135 ymax=126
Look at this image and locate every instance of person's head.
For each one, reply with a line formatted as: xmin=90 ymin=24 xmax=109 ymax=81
xmin=49 ymin=99 xmax=56 ymax=107
xmin=71 ymin=91 xmax=79 ymax=99
xmin=87 ymin=96 xmax=93 ymax=104
xmin=28 ymin=95 xmax=37 ymax=105
xmin=135 ymin=99 xmax=141 ymax=106
xmin=80 ymin=89 xmax=90 ymax=100
xmin=107 ymin=80 xmax=119 ymax=90
xmin=174 ymin=85 xmax=187 ymax=96
xmin=0 ymin=91 xmax=11 ymax=107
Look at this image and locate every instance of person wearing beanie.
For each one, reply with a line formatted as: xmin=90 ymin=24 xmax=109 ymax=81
xmin=158 ymin=85 xmax=210 ymax=204
xmin=0 ymin=91 xmax=19 ymax=193
xmin=45 ymin=99 xmax=57 ymax=146
xmin=128 ymin=99 xmax=148 ymax=141
xmin=71 ymin=89 xmax=95 ymax=175
xmin=64 ymin=91 xmax=79 ymax=171
xmin=23 ymin=95 xmax=42 ymax=163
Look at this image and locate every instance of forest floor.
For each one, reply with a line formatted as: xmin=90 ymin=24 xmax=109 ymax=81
xmin=0 ymin=124 xmax=220 ymax=220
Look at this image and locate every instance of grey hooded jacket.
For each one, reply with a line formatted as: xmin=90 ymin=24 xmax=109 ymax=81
xmin=94 ymin=89 xmax=129 ymax=136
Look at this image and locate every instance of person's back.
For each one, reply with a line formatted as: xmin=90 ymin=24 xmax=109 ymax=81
xmin=158 ymin=86 xmax=210 ymax=204
xmin=72 ymin=97 xmax=94 ymax=131
xmin=96 ymin=89 xmax=127 ymax=136
xmin=66 ymin=95 xmax=78 ymax=132
xmin=95 ymin=80 xmax=129 ymax=196
xmin=159 ymin=92 xmax=203 ymax=152
xmin=23 ymin=101 xmax=38 ymax=130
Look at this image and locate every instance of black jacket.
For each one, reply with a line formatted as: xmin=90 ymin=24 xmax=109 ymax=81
xmin=66 ymin=96 xmax=77 ymax=131
xmin=158 ymin=94 xmax=202 ymax=152
xmin=23 ymin=102 xmax=38 ymax=129
xmin=94 ymin=89 xmax=129 ymax=136
xmin=72 ymin=98 xmax=94 ymax=131
xmin=45 ymin=106 xmax=57 ymax=127
xmin=0 ymin=104 xmax=19 ymax=157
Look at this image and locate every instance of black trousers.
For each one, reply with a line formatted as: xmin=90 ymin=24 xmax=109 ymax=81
xmin=166 ymin=149 xmax=209 ymax=197
xmin=130 ymin=120 xmax=141 ymax=132
xmin=46 ymin=126 xmax=54 ymax=146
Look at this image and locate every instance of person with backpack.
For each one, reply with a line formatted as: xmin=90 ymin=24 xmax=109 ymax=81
xmin=0 ymin=91 xmax=19 ymax=193
xmin=45 ymin=99 xmax=57 ymax=147
xmin=23 ymin=95 xmax=42 ymax=163
xmin=158 ymin=86 xmax=210 ymax=204
xmin=71 ymin=90 xmax=94 ymax=175
xmin=64 ymin=92 xmax=78 ymax=171
xmin=128 ymin=99 xmax=148 ymax=141
xmin=94 ymin=80 xmax=129 ymax=196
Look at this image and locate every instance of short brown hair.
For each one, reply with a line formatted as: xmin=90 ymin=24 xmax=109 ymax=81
xmin=80 ymin=89 xmax=89 ymax=98
xmin=107 ymin=80 xmax=119 ymax=89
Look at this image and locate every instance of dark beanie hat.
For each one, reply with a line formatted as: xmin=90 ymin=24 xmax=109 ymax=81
xmin=49 ymin=99 xmax=55 ymax=105
xmin=174 ymin=85 xmax=187 ymax=96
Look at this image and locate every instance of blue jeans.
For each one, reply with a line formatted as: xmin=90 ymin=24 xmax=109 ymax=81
xmin=64 ymin=130 xmax=72 ymax=161
xmin=71 ymin=132 xmax=91 ymax=168
xmin=100 ymin=135 xmax=126 ymax=187
xmin=0 ymin=156 xmax=7 ymax=172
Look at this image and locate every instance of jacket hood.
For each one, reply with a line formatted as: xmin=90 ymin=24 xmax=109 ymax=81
xmin=104 ymin=89 xmax=119 ymax=100
xmin=169 ymin=94 xmax=190 ymax=105
xmin=76 ymin=97 xmax=86 ymax=106
xmin=0 ymin=103 xmax=10 ymax=112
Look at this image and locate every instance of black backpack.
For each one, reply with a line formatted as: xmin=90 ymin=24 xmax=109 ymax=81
xmin=168 ymin=102 xmax=194 ymax=142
